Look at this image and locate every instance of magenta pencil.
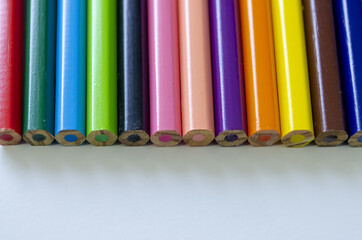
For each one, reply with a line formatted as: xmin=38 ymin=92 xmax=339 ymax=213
xmin=148 ymin=0 xmax=182 ymax=147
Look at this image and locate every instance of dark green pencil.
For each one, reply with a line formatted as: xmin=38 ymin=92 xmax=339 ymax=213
xmin=23 ymin=0 xmax=56 ymax=146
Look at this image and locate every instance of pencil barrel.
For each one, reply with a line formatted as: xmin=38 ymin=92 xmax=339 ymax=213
xmin=240 ymin=0 xmax=281 ymax=146
xmin=86 ymin=0 xmax=118 ymax=146
xmin=179 ymin=0 xmax=215 ymax=146
xmin=0 ymin=0 xmax=24 ymax=145
xmin=271 ymin=0 xmax=314 ymax=147
xmin=118 ymin=0 xmax=150 ymax=146
xmin=23 ymin=0 xmax=56 ymax=146
xmin=333 ymin=0 xmax=362 ymax=147
xmin=148 ymin=0 xmax=182 ymax=147
xmin=209 ymin=0 xmax=248 ymax=147
xmin=55 ymin=0 xmax=87 ymax=146
xmin=303 ymin=0 xmax=347 ymax=146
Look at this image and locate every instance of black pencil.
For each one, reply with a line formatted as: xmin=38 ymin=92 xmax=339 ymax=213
xmin=117 ymin=0 xmax=150 ymax=146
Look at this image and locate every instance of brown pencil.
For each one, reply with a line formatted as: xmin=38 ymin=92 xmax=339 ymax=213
xmin=303 ymin=0 xmax=348 ymax=146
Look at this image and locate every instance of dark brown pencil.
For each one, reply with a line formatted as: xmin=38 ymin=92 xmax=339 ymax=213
xmin=303 ymin=0 xmax=348 ymax=146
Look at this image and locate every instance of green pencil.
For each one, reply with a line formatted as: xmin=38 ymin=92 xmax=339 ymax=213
xmin=86 ymin=0 xmax=118 ymax=146
xmin=23 ymin=0 xmax=56 ymax=146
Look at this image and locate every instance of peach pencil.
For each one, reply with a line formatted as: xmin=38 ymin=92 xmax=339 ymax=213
xmin=178 ymin=0 xmax=215 ymax=146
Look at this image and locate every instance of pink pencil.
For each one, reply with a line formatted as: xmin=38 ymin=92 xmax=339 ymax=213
xmin=148 ymin=0 xmax=182 ymax=146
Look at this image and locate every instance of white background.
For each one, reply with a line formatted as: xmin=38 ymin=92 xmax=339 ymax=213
xmin=1 ymin=143 xmax=362 ymax=240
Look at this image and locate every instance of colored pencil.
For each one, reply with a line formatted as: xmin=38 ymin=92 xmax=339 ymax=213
xmin=178 ymin=0 xmax=215 ymax=146
xmin=303 ymin=0 xmax=348 ymax=147
xmin=118 ymin=0 xmax=150 ymax=146
xmin=55 ymin=0 xmax=87 ymax=146
xmin=87 ymin=0 xmax=118 ymax=146
xmin=333 ymin=0 xmax=362 ymax=147
xmin=271 ymin=0 xmax=314 ymax=147
xmin=23 ymin=0 xmax=56 ymax=146
xmin=148 ymin=0 xmax=182 ymax=147
xmin=209 ymin=0 xmax=247 ymax=147
xmin=0 ymin=0 xmax=23 ymax=146
xmin=240 ymin=0 xmax=281 ymax=146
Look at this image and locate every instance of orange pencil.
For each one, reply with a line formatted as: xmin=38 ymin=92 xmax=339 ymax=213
xmin=178 ymin=0 xmax=215 ymax=146
xmin=240 ymin=0 xmax=281 ymax=146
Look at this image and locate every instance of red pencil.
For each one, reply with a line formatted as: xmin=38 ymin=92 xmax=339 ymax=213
xmin=0 ymin=1 xmax=23 ymax=145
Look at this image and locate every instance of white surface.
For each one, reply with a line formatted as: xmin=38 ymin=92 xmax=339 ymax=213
xmin=0 ymin=143 xmax=362 ymax=240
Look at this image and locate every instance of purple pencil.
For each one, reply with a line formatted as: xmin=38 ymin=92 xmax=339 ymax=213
xmin=209 ymin=0 xmax=247 ymax=146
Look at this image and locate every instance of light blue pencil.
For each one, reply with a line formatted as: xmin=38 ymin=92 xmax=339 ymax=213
xmin=55 ymin=0 xmax=87 ymax=146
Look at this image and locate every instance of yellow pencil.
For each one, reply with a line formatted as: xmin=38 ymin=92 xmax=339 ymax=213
xmin=271 ymin=0 xmax=314 ymax=147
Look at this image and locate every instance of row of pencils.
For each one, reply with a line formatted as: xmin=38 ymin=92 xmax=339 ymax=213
xmin=0 ymin=0 xmax=361 ymax=147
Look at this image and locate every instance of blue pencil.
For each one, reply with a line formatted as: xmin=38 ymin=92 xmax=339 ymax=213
xmin=333 ymin=0 xmax=362 ymax=147
xmin=55 ymin=0 xmax=87 ymax=146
